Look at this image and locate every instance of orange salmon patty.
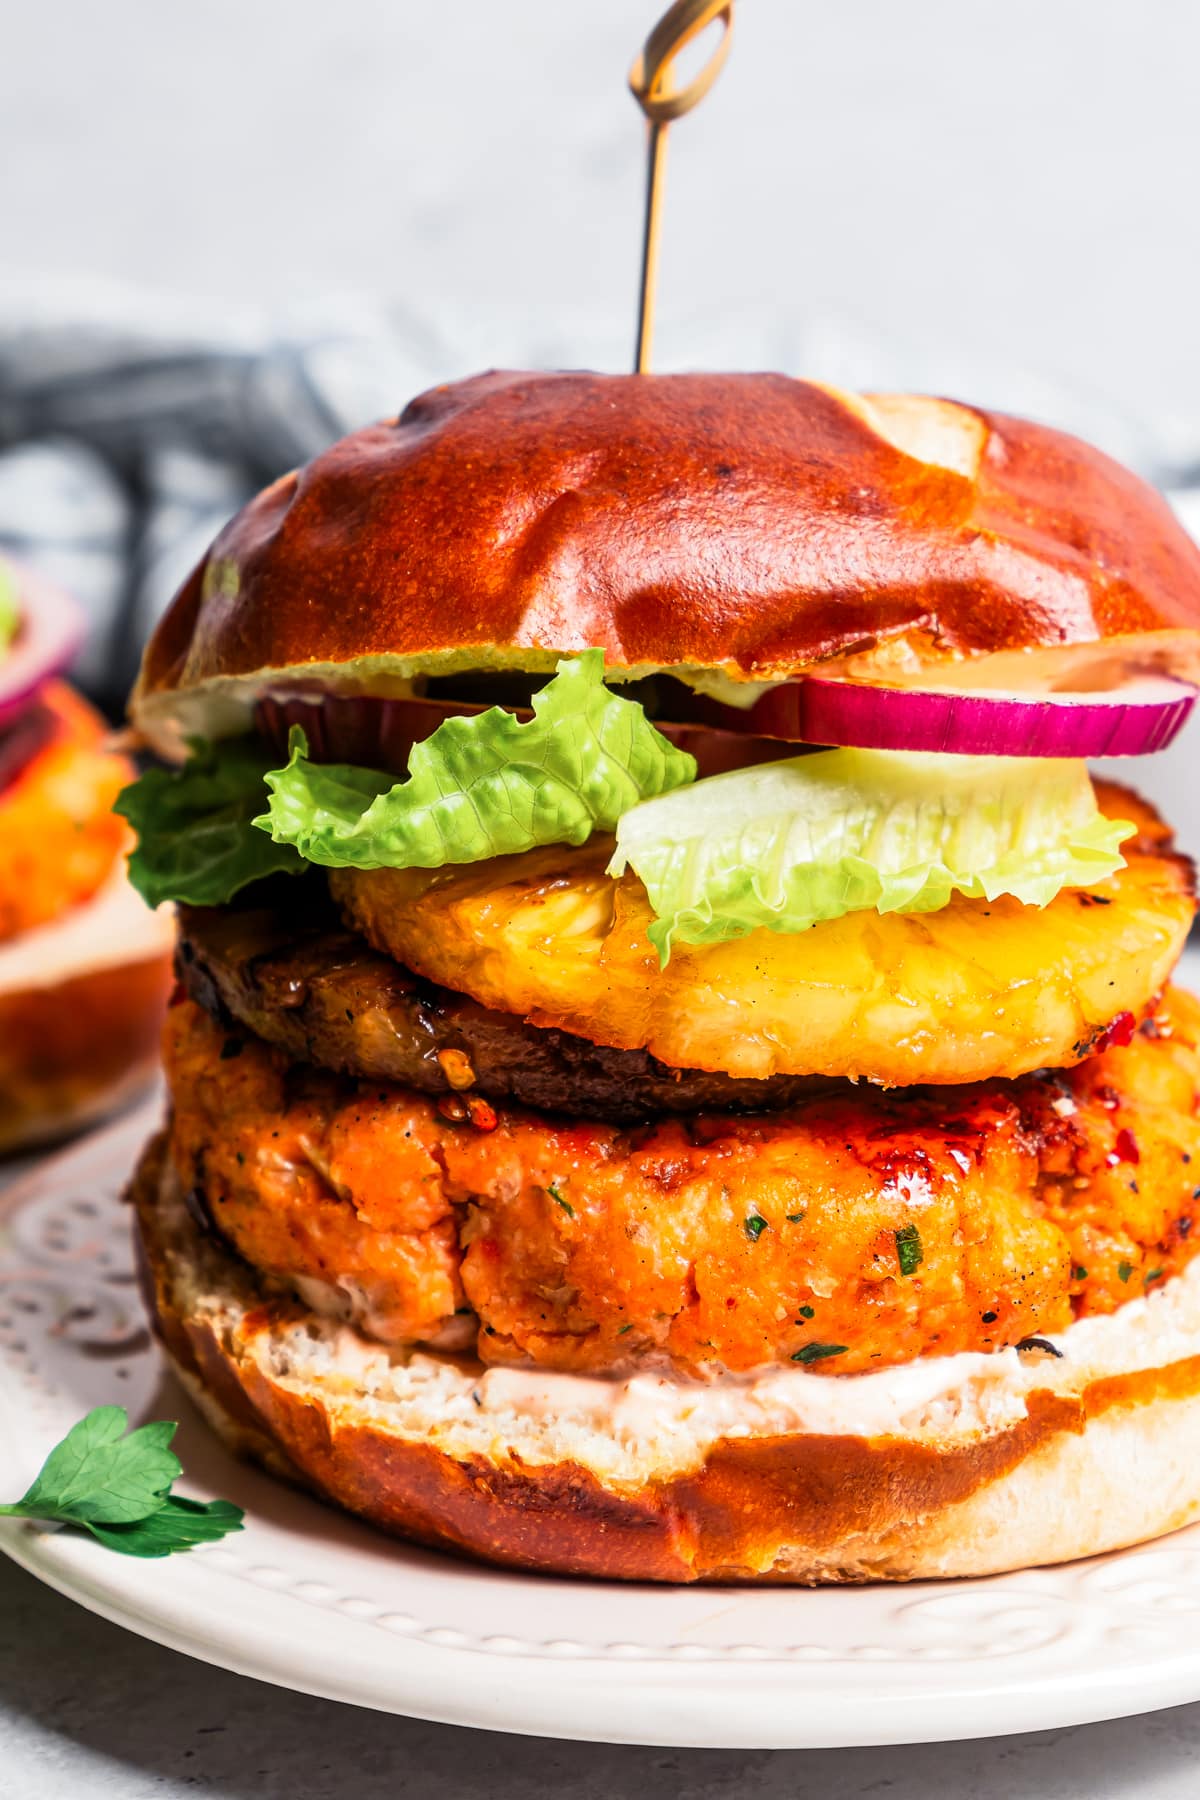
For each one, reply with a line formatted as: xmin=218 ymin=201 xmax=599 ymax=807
xmin=163 ymin=990 xmax=1200 ymax=1378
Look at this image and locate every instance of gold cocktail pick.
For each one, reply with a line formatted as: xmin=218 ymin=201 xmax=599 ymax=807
xmin=628 ymin=0 xmax=734 ymax=374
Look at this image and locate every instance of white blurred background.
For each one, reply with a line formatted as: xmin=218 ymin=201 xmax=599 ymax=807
xmin=5 ymin=0 xmax=1200 ymax=421
xmin=1 ymin=0 xmax=1198 ymax=839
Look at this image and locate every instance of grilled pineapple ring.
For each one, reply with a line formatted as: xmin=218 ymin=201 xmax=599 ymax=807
xmin=331 ymin=782 xmax=1195 ymax=1087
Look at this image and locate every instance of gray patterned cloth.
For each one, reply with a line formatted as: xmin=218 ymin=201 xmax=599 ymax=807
xmin=0 ymin=292 xmax=440 ymax=708
xmin=1 ymin=287 xmax=1198 ymax=713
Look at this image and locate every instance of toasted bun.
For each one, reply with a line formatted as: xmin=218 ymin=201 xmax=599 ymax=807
xmin=135 ymin=1132 xmax=1200 ymax=1583
xmin=0 ymin=866 xmax=174 ymax=1155
xmin=130 ymin=372 xmax=1200 ymax=752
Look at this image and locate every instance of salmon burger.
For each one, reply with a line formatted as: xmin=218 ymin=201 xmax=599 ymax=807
xmin=0 ymin=563 xmax=173 ymax=1152
xmin=118 ymin=372 xmax=1200 ymax=1581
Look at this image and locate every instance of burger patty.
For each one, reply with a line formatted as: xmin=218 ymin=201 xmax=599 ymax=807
xmin=176 ymin=886 xmax=829 ymax=1122
xmin=164 ymin=989 xmax=1200 ymax=1379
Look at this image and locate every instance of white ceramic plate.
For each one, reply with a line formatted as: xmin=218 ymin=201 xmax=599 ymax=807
xmin=6 ymin=1042 xmax=1200 ymax=1750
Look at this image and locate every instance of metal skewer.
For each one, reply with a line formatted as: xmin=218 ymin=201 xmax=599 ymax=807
xmin=628 ymin=0 xmax=734 ymax=374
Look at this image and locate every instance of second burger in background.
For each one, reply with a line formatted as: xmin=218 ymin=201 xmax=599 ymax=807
xmin=0 ymin=562 xmax=174 ymax=1153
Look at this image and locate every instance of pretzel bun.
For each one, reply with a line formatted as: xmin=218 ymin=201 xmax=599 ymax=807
xmin=130 ymin=372 xmax=1200 ymax=753
xmin=0 ymin=866 xmax=174 ymax=1155
xmin=134 ymin=1132 xmax=1200 ymax=1583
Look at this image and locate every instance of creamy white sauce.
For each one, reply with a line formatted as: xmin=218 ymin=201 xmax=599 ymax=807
xmin=241 ymin=1250 xmax=1200 ymax=1488
xmin=451 ymin=1256 xmax=1200 ymax=1448
xmin=137 ymin=657 xmax=789 ymax=753
xmin=0 ymin=862 xmax=174 ymax=996
xmin=669 ymin=670 xmax=782 ymax=710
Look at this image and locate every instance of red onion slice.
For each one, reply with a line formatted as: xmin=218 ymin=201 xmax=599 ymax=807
xmin=743 ymin=675 xmax=1197 ymax=758
xmin=254 ymin=692 xmax=794 ymax=780
xmin=0 ymin=567 xmax=86 ymax=732
xmin=0 ymin=697 xmax=60 ymax=798
xmin=256 ymin=694 xmax=478 ymax=772
xmin=255 ymin=670 xmax=1197 ymax=775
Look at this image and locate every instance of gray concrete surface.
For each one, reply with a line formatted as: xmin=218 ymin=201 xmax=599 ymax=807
xmin=6 ymin=1552 xmax=1200 ymax=1798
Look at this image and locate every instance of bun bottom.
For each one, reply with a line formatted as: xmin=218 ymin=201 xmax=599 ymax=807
xmin=134 ymin=1134 xmax=1200 ymax=1584
xmin=0 ymin=872 xmax=174 ymax=1156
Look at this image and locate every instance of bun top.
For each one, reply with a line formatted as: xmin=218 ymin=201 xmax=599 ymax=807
xmin=131 ymin=370 xmax=1200 ymax=748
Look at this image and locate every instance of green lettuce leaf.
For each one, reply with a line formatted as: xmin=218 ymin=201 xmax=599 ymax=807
xmin=256 ymin=650 xmax=696 ymax=870
xmin=610 ymin=748 xmax=1135 ymax=962
xmin=0 ymin=563 xmax=18 ymax=655
xmin=115 ymin=737 xmax=307 ymax=907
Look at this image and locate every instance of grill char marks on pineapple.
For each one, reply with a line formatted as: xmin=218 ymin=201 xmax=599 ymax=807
xmin=332 ymin=782 xmax=1195 ymax=1089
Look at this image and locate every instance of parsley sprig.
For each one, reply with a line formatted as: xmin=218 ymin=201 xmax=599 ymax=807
xmin=0 ymin=1406 xmax=244 ymax=1557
